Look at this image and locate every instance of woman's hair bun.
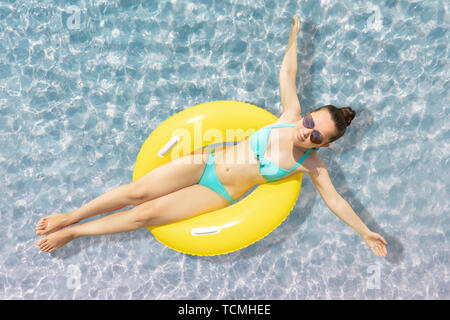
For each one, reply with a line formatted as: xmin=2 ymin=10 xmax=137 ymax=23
xmin=341 ymin=106 xmax=355 ymax=126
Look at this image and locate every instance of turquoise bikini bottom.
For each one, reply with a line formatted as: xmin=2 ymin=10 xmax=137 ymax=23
xmin=197 ymin=148 xmax=235 ymax=204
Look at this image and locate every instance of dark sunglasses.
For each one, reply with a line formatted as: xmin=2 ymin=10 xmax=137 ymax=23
xmin=302 ymin=114 xmax=324 ymax=144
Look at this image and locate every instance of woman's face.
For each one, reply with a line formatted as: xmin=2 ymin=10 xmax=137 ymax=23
xmin=293 ymin=109 xmax=337 ymax=148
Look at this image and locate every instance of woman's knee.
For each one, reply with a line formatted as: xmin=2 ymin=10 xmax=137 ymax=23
xmin=131 ymin=200 xmax=161 ymax=226
xmin=127 ymin=182 xmax=153 ymax=205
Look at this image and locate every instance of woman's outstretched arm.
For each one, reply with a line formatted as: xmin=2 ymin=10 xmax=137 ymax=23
xmin=279 ymin=15 xmax=302 ymax=119
xmin=308 ymin=158 xmax=388 ymax=257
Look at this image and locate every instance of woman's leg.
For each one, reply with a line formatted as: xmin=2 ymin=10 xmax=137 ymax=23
xmin=37 ymin=184 xmax=230 ymax=252
xmin=36 ymin=150 xmax=208 ymax=235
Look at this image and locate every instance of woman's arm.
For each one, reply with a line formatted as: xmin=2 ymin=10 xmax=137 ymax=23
xmin=308 ymin=157 xmax=388 ymax=257
xmin=279 ymin=16 xmax=302 ymax=120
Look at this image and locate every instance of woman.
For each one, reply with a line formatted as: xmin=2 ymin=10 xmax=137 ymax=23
xmin=36 ymin=16 xmax=387 ymax=257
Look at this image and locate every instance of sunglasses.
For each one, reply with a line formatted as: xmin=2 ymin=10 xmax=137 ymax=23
xmin=302 ymin=114 xmax=324 ymax=144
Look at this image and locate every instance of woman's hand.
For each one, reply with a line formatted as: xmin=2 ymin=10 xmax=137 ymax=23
xmin=362 ymin=231 xmax=388 ymax=257
xmin=290 ymin=15 xmax=301 ymax=36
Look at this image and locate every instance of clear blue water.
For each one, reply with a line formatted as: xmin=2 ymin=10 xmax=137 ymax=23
xmin=0 ymin=0 xmax=448 ymax=299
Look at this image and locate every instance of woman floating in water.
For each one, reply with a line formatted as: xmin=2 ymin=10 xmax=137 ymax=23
xmin=36 ymin=16 xmax=387 ymax=257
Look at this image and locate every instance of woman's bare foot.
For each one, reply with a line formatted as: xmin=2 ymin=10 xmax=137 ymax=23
xmin=35 ymin=212 xmax=77 ymax=235
xmin=37 ymin=228 xmax=77 ymax=252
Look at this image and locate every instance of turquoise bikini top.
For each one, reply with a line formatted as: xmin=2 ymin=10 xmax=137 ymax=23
xmin=249 ymin=123 xmax=319 ymax=183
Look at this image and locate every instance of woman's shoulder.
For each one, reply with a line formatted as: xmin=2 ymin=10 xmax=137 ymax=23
xmin=275 ymin=111 xmax=301 ymax=125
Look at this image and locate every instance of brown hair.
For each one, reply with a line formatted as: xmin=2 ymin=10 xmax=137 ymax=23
xmin=315 ymin=105 xmax=356 ymax=143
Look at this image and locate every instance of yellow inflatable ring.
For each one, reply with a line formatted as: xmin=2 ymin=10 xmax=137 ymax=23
xmin=133 ymin=101 xmax=304 ymax=256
